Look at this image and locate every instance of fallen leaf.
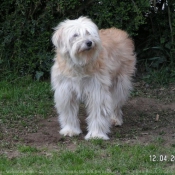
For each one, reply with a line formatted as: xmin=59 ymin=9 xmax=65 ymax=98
xmin=155 ymin=114 xmax=159 ymax=121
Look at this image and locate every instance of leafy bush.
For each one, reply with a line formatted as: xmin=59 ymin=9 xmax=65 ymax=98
xmin=0 ymin=0 xmax=174 ymax=83
xmin=136 ymin=0 xmax=175 ymax=73
xmin=58 ymin=0 xmax=149 ymax=36
xmin=0 ymin=0 xmax=60 ymax=79
xmin=0 ymin=0 xmax=149 ymax=80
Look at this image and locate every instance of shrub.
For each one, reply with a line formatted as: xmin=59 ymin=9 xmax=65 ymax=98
xmin=0 ymin=0 xmax=150 ymax=80
xmin=58 ymin=0 xmax=149 ymax=35
xmin=1 ymin=0 xmax=174 ymax=83
xmin=136 ymin=0 xmax=175 ymax=73
xmin=0 ymin=0 xmax=60 ymax=79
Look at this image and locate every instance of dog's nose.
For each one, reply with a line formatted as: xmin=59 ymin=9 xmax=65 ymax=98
xmin=86 ymin=41 xmax=92 ymax=47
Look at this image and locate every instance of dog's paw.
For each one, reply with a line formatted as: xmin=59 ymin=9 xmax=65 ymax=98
xmin=59 ymin=126 xmax=82 ymax=137
xmin=85 ymin=132 xmax=109 ymax=140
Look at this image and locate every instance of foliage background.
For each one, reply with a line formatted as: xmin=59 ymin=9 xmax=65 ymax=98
xmin=0 ymin=0 xmax=174 ymax=82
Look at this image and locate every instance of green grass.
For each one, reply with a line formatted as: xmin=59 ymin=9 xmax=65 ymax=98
xmin=1 ymin=76 xmax=175 ymax=174
xmin=143 ymin=66 xmax=175 ymax=85
xmin=17 ymin=145 xmax=39 ymax=153
xmin=1 ymin=142 xmax=175 ymax=174
xmin=0 ymin=76 xmax=53 ymax=125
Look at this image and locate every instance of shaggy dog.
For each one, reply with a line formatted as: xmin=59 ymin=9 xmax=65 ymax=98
xmin=51 ymin=17 xmax=136 ymax=140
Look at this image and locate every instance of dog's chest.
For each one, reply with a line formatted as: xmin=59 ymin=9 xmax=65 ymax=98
xmin=71 ymin=76 xmax=98 ymax=98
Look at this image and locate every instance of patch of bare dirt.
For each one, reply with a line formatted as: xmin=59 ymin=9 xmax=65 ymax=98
xmin=24 ymin=116 xmax=61 ymax=145
xmin=111 ymin=97 xmax=175 ymax=146
xmin=22 ymin=95 xmax=175 ymax=148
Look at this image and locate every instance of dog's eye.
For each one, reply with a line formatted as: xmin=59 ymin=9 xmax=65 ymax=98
xmin=73 ymin=34 xmax=78 ymax=37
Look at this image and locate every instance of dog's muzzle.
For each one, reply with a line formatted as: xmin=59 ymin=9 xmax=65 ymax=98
xmin=86 ymin=40 xmax=93 ymax=50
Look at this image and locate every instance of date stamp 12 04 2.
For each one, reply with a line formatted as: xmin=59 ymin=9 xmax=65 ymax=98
xmin=150 ymin=155 xmax=175 ymax=162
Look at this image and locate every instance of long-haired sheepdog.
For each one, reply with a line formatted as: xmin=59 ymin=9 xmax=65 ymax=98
xmin=51 ymin=16 xmax=136 ymax=140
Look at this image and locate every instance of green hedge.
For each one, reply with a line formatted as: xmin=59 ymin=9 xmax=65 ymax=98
xmin=0 ymin=0 xmax=60 ymax=79
xmin=0 ymin=0 xmax=174 ymax=80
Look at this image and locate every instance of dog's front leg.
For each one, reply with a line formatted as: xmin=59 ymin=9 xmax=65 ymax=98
xmin=84 ymin=81 xmax=112 ymax=140
xmin=54 ymin=83 xmax=82 ymax=137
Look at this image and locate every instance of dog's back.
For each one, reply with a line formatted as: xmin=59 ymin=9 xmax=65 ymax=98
xmin=99 ymin=28 xmax=136 ymax=78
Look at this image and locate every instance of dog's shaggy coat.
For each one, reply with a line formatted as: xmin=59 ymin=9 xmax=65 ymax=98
xmin=51 ymin=17 xmax=136 ymax=140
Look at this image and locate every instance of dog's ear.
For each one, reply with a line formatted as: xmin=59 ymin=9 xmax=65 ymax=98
xmin=52 ymin=27 xmax=63 ymax=48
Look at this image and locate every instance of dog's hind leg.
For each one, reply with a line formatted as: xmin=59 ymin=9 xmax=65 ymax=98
xmin=111 ymin=75 xmax=132 ymax=126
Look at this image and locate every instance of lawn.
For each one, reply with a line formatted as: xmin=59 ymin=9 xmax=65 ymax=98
xmin=0 ymin=76 xmax=175 ymax=174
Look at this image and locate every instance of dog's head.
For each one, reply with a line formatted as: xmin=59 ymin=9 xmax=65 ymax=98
xmin=52 ymin=17 xmax=101 ymax=66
